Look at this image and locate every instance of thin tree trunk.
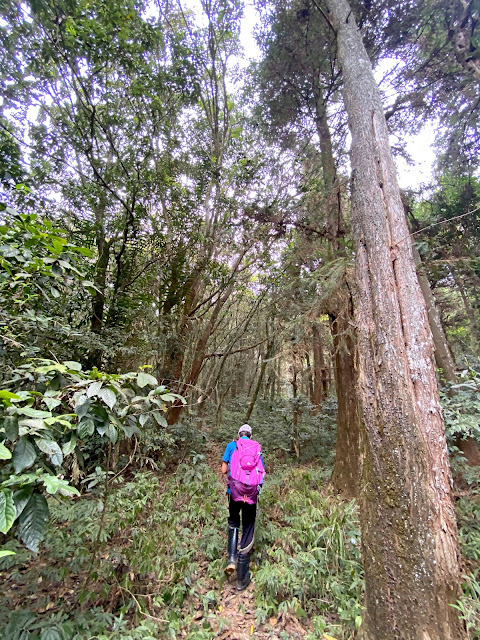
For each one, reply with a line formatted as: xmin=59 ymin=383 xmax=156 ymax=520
xmin=216 ymin=382 xmax=232 ymax=431
xmin=324 ymin=1 xmax=464 ymax=638
xmin=329 ymin=282 xmax=361 ymax=498
xmin=314 ymin=85 xmax=361 ymax=493
xmin=412 ymin=248 xmax=480 ymax=465
xmin=312 ymin=323 xmax=325 ymax=413
xmin=451 ymin=266 xmax=480 ymax=355
xmin=247 ymin=349 xmax=261 ymax=397
xmin=291 ymin=360 xmax=300 ymax=458
xmin=245 ymin=335 xmax=274 ymax=422
xmin=305 ymin=352 xmax=314 ymax=403
xmin=412 ymin=244 xmax=457 ymax=381
xmin=275 ymin=356 xmax=282 ymax=398
xmin=314 ymin=84 xmax=343 ymax=249
xmin=86 ymin=196 xmax=112 ymax=369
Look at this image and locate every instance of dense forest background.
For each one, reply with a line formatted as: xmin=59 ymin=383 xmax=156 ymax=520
xmin=0 ymin=0 xmax=479 ymax=638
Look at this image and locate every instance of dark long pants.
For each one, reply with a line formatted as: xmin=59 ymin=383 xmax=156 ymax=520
xmin=228 ymin=496 xmax=256 ymax=557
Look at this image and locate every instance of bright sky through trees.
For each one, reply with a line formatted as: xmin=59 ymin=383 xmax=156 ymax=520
xmin=239 ymin=5 xmax=435 ymax=190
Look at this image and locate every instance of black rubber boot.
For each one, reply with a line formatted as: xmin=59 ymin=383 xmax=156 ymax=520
xmin=236 ymin=553 xmax=251 ymax=591
xmin=224 ymin=527 xmax=238 ymax=576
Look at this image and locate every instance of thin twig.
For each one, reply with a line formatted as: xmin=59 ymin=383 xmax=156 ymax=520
xmin=118 ymin=585 xmax=169 ymax=624
xmin=397 ymin=205 xmax=480 ymax=244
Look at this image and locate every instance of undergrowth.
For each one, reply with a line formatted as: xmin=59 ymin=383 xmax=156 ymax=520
xmin=255 ymin=466 xmax=364 ymax=639
xmin=455 ymin=483 xmax=480 ymax=639
xmin=1 ymin=402 xmax=478 ymax=639
xmin=0 ymin=450 xmax=367 ymax=639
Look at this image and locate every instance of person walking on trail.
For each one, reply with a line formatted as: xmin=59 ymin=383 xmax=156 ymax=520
xmin=221 ymin=424 xmax=265 ymax=592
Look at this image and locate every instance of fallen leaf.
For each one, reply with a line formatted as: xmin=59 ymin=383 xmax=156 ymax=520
xmin=250 ymin=624 xmax=254 ymax=635
xmin=323 ymin=635 xmax=338 ymax=640
xmin=269 ymin=617 xmax=278 ymax=626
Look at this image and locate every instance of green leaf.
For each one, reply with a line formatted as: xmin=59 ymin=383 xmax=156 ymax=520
xmin=18 ymin=491 xmax=49 ymax=552
xmin=137 ymin=371 xmax=158 ymax=388
xmin=42 ymin=475 xmax=79 ymax=496
xmin=5 ymin=610 xmax=36 ymax=638
xmin=64 ymin=360 xmax=82 ymax=371
xmin=51 ymin=263 xmax=63 ymax=277
xmin=77 ymin=418 xmax=95 ymax=439
xmin=0 ymin=488 xmax=16 ymax=534
xmin=4 ymin=416 xmax=19 ymax=441
xmin=40 ymin=628 xmax=63 ymax=640
xmin=0 ymin=390 xmax=20 ymax=403
xmin=0 ymin=442 xmax=12 ymax=460
xmin=86 ymin=380 xmax=103 ymax=398
xmin=17 ymin=407 xmax=51 ymax=419
xmin=0 ymin=550 xmax=15 ymax=558
xmin=106 ymin=424 xmax=118 ymax=444
xmin=160 ymin=392 xmax=185 ymax=404
xmin=35 ymin=363 xmax=67 ymax=374
xmin=121 ymin=423 xmax=141 ymax=438
xmin=75 ymin=398 xmax=90 ymax=418
xmin=73 ymin=246 xmax=93 ymax=257
xmin=152 ymin=385 xmax=167 ymax=394
xmin=12 ymin=437 xmax=37 ymax=473
xmin=13 ymin=486 xmax=34 ymax=518
xmin=89 ymin=403 xmax=109 ymax=424
xmin=62 ymin=434 xmax=77 ymax=456
xmin=98 ymin=387 xmax=116 ymax=409
xmin=42 ymin=396 xmax=61 ymax=411
xmin=35 ymin=439 xmax=63 ymax=466
xmin=18 ymin=418 xmax=46 ymax=431
xmin=82 ymin=280 xmax=100 ymax=293
xmin=152 ymin=411 xmax=168 ymax=427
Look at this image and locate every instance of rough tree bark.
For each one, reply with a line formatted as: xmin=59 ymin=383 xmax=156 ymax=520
xmin=324 ymin=0 xmax=465 ymax=638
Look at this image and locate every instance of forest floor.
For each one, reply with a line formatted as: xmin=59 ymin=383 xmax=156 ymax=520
xmin=202 ymin=446 xmax=310 ymax=640
xmin=0 ymin=434 xmax=478 ymax=640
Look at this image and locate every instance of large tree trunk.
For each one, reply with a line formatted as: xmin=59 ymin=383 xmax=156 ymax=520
xmin=324 ymin=1 xmax=464 ymax=639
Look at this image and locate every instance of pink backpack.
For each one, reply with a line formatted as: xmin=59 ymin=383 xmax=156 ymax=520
xmin=229 ymin=438 xmax=265 ymax=504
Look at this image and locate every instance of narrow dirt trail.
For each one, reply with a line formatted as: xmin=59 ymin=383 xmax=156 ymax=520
xmin=203 ymin=445 xmax=307 ymax=640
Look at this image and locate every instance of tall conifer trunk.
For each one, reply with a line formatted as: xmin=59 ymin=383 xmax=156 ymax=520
xmin=314 ymin=88 xmax=361 ymax=497
xmin=324 ymin=0 xmax=464 ymax=638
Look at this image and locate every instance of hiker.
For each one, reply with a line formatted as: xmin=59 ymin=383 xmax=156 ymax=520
xmin=221 ymin=423 xmax=265 ymax=591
